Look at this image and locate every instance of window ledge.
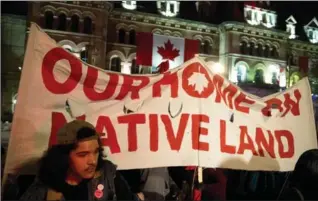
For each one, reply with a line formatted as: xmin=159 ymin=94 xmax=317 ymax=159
xmin=107 ymin=42 xmax=136 ymax=47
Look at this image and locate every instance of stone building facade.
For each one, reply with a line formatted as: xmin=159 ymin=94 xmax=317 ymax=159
xmin=1 ymin=14 xmax=28 ymax=120
xmin=27 ymin=1 xmax=113 ymax=68
xmin=2 ymin=1 xmax=318 ymax=118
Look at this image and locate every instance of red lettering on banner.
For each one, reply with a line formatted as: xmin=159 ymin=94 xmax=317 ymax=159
xmin=49 ymin=111 xmax=296 ymax=158
xmin=275 ymin=130 xmax=294 ymax=158
xmin=192 ymin=114 xmax=209 ymax=151
xmin=49 ymin=112 xmax=86 ymax=146
xmin=261 ymin=98 xmax=284 ymax=117
xmin=219 ymin=120 xmax=294 ymax=158
xmin=76 ymin=115 xmax=86 ymax=121
xmin=153 ymin=72 xmax=179 ymax=98
xmin=83 ymin=67 xmax=119 ymax=101
xmin=262 ymin=89 xmax=302 ymax=117
xmin=42 ymin=48 xmax=82 ymax=94
xmin=182 ymin=63 xmax=214 ymax=98
xmin=281 ymin=89 xmax=301 ymax=117
xmin=118 ymin=114 xmax=146 ymax=152
xmin=255 ymin=128 xmax=276 ymax=158
xmin=234 ymin=93 xmax=255 ymax=114
xmin=149 ymin=114 xmax=159 ymax=152
xmin=49 ymin=112 xmax=66 ymax=146
xmin=220 ymin=120 xmax=236 ymax=154
xmin=95 ymin=116 xmax=121 ymax=154
xmin=161 ymin=114 xmax=189 ymax=151
xmin=237 ymin=126 xmax=258 ymax=156
xmin=115 ymin=76 xmax=150 ymax=100
xmin=213 ymin=75 xmax=237 ymax=110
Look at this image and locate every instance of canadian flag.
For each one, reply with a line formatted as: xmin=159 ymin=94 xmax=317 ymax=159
xmin=136 ymin=32 xmax=199 ymax=73
xmin=299 ymin=56 xmax=309 ymax=74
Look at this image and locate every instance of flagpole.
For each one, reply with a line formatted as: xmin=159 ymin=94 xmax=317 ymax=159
xmin=286 ymin=39 xmax=291 ymax=88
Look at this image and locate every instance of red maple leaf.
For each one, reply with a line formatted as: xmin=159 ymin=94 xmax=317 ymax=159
xmin=157 ymin=40 xmax=180 ymax=61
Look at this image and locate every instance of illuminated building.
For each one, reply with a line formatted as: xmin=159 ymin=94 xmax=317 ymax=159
xmin=2 ymin=1 xmax=318 ymax=116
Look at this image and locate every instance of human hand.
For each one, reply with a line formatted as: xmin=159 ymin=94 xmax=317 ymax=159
xmin=136 ymin=192 xmax=145 ymax=201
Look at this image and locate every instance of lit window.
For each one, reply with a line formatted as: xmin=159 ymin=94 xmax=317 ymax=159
xmin=12 ymin=94 xmax=18 ymax=113
xmin=286 ymin=16 xmax=297 ymax=39
xmin=157 ymin=1 xmax=180 ymax=17
xmin=244 ymin=5 xmax=277 ymax=28
xmin=267 ymin=64 xmax=280 ymax=84
xmin=237 ymin=65 xmax=247 ymax=83
xmin=254 ymin=69 xmax=265 ymax=84
xmin=110 ymin=56 xmax=121 ymax=72
xmin=131 ymin=59 xmax=140 ymax=74
xmin=122 ymin=1 xmax=137 ymax=10
xmin=287 ymin=24 xmax=296 ymax=39
xmin=80 ymin=47 xmax=88 ymax=62
xmin=121 ymin=62 xmax=131 ymax=74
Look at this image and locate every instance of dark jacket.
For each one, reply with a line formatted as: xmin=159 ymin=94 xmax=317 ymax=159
xmin=279 ymin=187 xmax=318 ymax=201
xmin=19 ymin=160 xmax=135 ymax=201
xmin=120 ymin=168 xmax=173 ymax=200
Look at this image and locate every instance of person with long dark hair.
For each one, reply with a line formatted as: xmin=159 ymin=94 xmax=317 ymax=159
xmin=19 ymin=120 xmax=135 ymax=201
xmin=278 ymin=149 xmax=318 ymax=200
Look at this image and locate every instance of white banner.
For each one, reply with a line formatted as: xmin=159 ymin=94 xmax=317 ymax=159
xmin=4 ymin=23 xmax=318 ymax=175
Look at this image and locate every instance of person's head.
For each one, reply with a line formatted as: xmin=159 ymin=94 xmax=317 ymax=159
xmin=39 ymin=120 xmax=104 ymax=189
xmin=290 ymin=149 xmax=318 ymax=191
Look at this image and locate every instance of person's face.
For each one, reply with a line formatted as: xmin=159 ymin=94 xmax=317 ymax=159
xmin=69 ymin=139 xmax=100 ymax=179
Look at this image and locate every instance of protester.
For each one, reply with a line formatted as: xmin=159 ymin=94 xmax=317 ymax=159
xmin=122 ymin=167 xmax=174 ymax=200
xmin=19 ymin=120 xmax=135 ymax=201
xmin=278 ymin=149 xmax=318 ymax=200
xmin=120 ymin=169 xmax=146 ymax=200
xmin=201 ymin=168 xmax=227 ymax=201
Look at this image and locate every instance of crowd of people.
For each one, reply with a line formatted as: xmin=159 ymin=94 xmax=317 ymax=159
xmin=2 ymin=120 xmax=318 ymax=201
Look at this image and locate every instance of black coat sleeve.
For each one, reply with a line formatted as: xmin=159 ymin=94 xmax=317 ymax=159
xmin=18 ymin=180 xmax=47 ymax=201
xmin=114 ymin=171 xmax=137 ymax=200
xmin=119 ymin=169 xmax=143 ymax=193
xmin=278 ymin=188 xmax=303 ymax=200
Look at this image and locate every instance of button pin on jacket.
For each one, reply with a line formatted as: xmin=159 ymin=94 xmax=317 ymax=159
xmin=95 ymin=184 xmax=104 ymax=199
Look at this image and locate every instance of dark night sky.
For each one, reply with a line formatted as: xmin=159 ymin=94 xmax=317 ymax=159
xmin=2 ymin=1 xmax=318 ymax=40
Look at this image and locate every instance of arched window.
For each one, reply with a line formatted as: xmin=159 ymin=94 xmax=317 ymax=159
xmin=157 ymin=1 xmax=180 ymax=17
xmin=249 ymin=43 xmax=255 ymax=56
xmin=129 ymin=30 xmax=136 ymax=45
xmin=203 ymin=41 xmax=210 ymax=54
xmin=118 ymin=29 xmax=126 ymax=43
xmin=44 ymin=11 xmax=54 ymax=29
xmin=12 ymin=94 xmax=18 ymax=113
xmin=257 ymin=44 xmax=263 ymax=56
xmin=58 ymin=13 xmax=67 ymax=31
xmin=110 ymin=57 xmax=121 ymax=72
xmin=197 ymin=40 xmax=203 ymax=53
xmin=237 ymin=65 xmax=248 ymax=83
xmin=290 ymin=53 xmax=297 ymax=65
xmin=83 ymin=17 xmax=92 ymax=34
xmin=122 ymin=1 xmax=137 ymax=10
xmin=290 ymin=73 xmax=300 ymax=86
xmin=271 ymin=46 xmax=279 ymax=58
xmin=272 ymin=71 xmax=278 ymax=85
xmin=240 ymin=41 xmax=248 ymax=54
xmin=71 ymin=15 xmax=79 ymax=32
xmin=269 ymin=64 xmax=279 ymax=85
xmin=263 ymin=45 xmax=270 ymax=58
xmin=131 ymin=59 xmax=140 ymax=74
xmin=254 ymin=69 xmax=265 ymax=84
xmin=65 ymin=48 xmax=72 ymax=52
xmin=80 ymin=48 xmax=88 ymax=62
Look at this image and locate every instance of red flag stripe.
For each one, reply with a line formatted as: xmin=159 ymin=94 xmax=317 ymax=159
xmin=184 ymin=38 xmax=199 ymax=61
xmin=136 ymin=32 xmax=153 ymax=66
xmin=299 ymin=56 xmax=309 ymax=73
